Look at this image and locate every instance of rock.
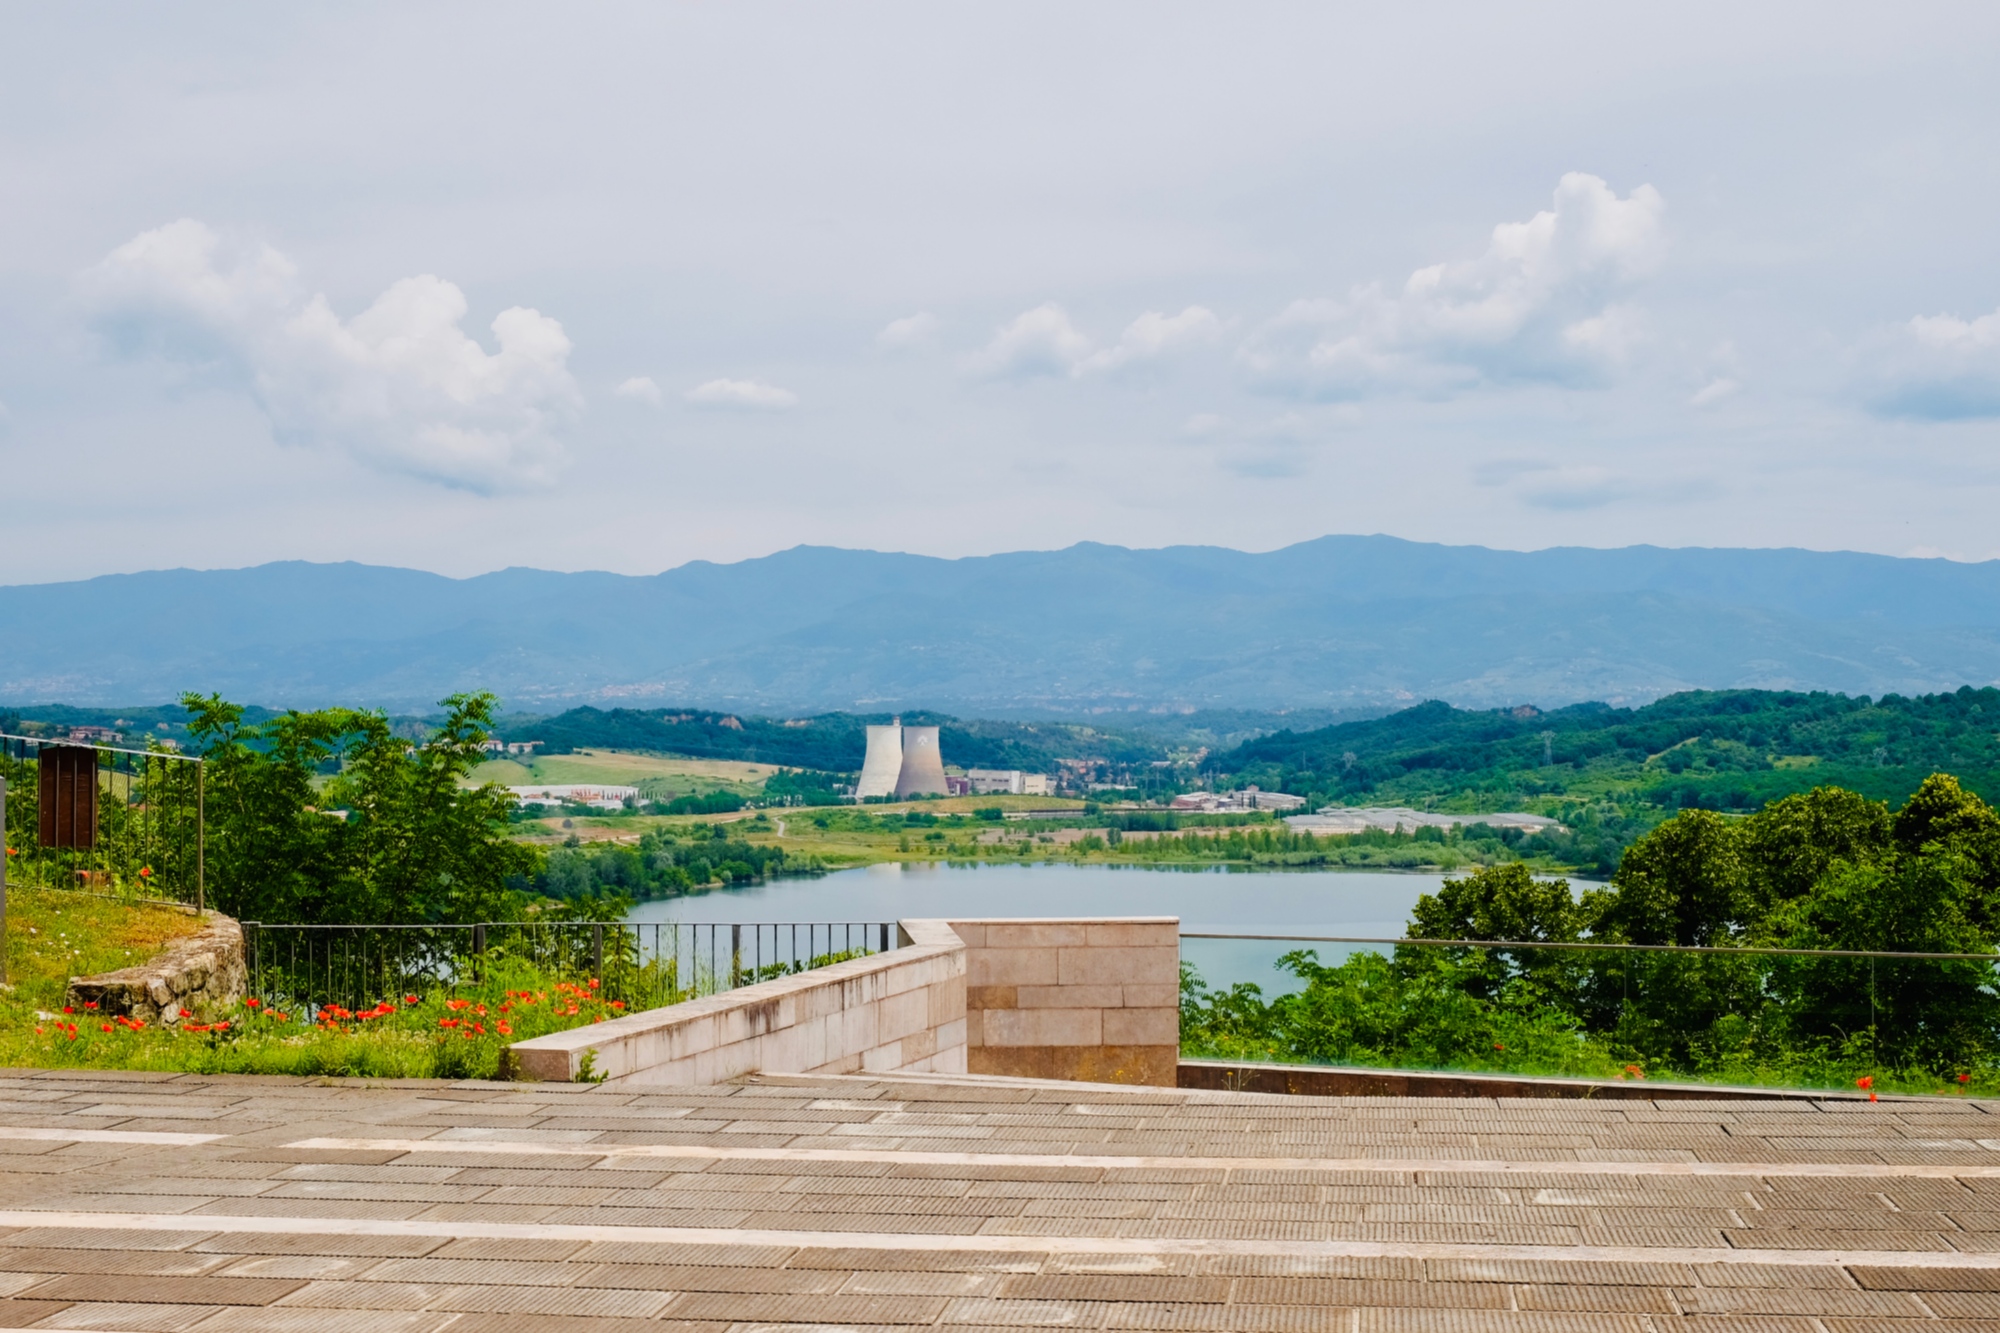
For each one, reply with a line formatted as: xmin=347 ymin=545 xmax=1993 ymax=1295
xmin=67 ymin=913 xmax=246 ymax=1025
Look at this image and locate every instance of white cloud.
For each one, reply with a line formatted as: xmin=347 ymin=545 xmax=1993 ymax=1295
xmin=1077 ymin=306 xmax=1221 ymax=375
xmin=684 ymin=378 xmax=798 ymax=410
xmin=1242 ymin=173 xmax=1665 ymax=398
xmin=972 ymin=302 xmax=1219 ymax=380
xmin=1869 ymin=305 xmax=2000 ymax=419
xmin=84 ymin=219 xmax=579 ymax=491
xmin=968 ymin=302 xmax=1094 ymax=379
xmin=614 ymin=375 xmax=663 ymax=406
xmin=876 ymin=311 xmax=940 ymax=348
xmin=1690 ymin=377 xmax=1740 ymax=407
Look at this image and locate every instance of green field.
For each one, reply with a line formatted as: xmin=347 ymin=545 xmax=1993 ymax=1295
xmin=468 ymin=748 xmax=778 ymax=803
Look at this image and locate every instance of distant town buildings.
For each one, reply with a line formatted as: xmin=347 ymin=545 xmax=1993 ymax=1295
xmin=67 ymin=726 xmax=122 ymax=743
xmin=967 ymin=769 xmax=1051 ymax=796
xmin=508 ymin=784 xmax=637 ymax=811
xmin=483 ymin=740 xmax=544 ymax=755
xmin=1170 ymin=786 xmax=1307 ymax=813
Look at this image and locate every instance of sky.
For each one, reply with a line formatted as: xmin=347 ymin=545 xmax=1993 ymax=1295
xmin=4 ymin=2 xmax=2000 ymax=583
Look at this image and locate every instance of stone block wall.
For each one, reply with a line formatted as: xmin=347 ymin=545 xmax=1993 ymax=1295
xmin=949 ymin=917 xmax=1180 ymax=1087
xmin=508 ymin=916 xmax=1182 ymax=1088
xmin=67 ymin=912 xmax=246 ymax=1026
xmin=511 ymin=918 xmax=966 ymax=1085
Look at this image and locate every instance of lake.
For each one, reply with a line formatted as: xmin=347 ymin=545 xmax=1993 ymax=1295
xmin=624 ymin=862 xmax=1601 ymax=994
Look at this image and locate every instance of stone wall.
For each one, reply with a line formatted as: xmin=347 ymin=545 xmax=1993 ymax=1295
xmin=67 ymin=912 xmax=246 ymax=1026
xmin=510 ymin=918 xmax=966 ymax=1086
xmin=951 ymin=917 xmax=1180 ymax=1086
xmin=510 ymin=916 xmax=1181 ymax=1088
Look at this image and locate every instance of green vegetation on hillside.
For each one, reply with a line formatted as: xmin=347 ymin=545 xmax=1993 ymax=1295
xmin=1216 ymin=687 xmax=2000 ymax=814
xmin=0 ymin=888 xmax=642 ymax=1080
xmin=506 ymin=706 xmax=1182 ymax=789
xmin=536 ymin=824 xmax=811 ymax=902
xmin=185 ymin=692 xmax=538 ymax=924
xmin=1183 ymin=774 xmax=2000 ymax=1095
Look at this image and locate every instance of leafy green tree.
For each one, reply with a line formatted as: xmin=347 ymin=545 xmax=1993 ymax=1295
xmin=1599 ymin=809 xmax=1745 ymax=946
xmin=1758 ymin=848 xmax=2000 ymax=1065
xmin=185 ymin=692 xmax=536 ymax=924
xmin=1737 ymin=785 xmax=1890 ymax=913
xmin=1409 ymin=863 xmax=1582 ymax=942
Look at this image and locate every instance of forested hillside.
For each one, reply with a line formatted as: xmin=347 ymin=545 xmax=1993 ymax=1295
xmin=509 ymin=706 xmax=1169 ymax=773
xmin=1216 ymin=688 xmax=2000 ymax=813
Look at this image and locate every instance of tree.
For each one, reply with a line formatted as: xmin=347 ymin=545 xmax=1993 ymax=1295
xmin=1410 ymin=863 xmax=1582 ymax=943
xmin=1736 ymin=785 xmax=1890 ymax=914
xmin=185 ymin=692 xmax=537 ymax=924
xmin=1599 ymin=809 xmax=1744 ymax=946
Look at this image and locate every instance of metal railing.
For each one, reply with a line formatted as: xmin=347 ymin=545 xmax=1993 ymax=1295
xmin=0 ymin=731 xmax=203 ymax=910
xmin=243 ymin=919 xmax=897 ymax=1016
xmin=1178 ymin=931 xmax=2000 ymax=1084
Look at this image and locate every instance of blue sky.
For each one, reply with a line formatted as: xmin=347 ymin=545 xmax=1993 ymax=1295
xmin=4 ymin=2 xmax=1999 ymax=581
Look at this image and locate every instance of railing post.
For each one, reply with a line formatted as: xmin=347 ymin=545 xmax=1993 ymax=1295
xmin=0 ymin=774 xmax=8 ymax=986
xmin=592 ymin=923 xmax=604 ymax=982
xmin=473 ymin=922 xmax=487 ymax=985
xmin=195 ymin=758 xmax=205 ymax=914
xmin=731 ymin=923 xmax=741 ymax=989
xmin=880 ymin=922 xmax=888 ymax=955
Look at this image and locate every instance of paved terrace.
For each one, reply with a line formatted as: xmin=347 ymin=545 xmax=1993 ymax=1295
xmin=0 ymin=1071 xmax=1994 ymax=1329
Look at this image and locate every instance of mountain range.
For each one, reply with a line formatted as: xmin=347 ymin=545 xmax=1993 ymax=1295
xmin=6 ymin=536 xmax=2000 ymax=712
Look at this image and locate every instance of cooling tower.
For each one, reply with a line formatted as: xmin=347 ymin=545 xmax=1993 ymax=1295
xmin=855 ymin=723 xmax=903 ymax=799
xmin=894 ymin=725 xmax=948 ymax=797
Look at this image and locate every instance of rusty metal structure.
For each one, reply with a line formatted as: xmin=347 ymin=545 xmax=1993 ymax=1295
xmin=0 ymin=731 xmax=203 ymax=911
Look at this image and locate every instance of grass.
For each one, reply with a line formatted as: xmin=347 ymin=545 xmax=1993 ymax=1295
xmin=1 ymin=887 xmax=204 ymax=1011
xmin=468 ymin=749 xmax=779 ymax=801
xmin=0 ymin=888 xmax=642 ymax=1079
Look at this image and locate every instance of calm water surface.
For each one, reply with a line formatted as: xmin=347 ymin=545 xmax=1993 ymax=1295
xmin=624 ymin=862 xmax=1600 ymax=994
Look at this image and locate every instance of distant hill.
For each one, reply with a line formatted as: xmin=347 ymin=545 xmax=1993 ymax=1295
xmin=1214 ymin=687 xmax=2000 ymax=813
xmin=6 ymin=536 xmax=2000 ymax=711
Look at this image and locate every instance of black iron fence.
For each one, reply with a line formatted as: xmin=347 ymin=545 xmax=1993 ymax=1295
xmin=0 ymin=732 xmax=203 ymax=909
xmin=243 ymin=919 xmax=897 ymax=1016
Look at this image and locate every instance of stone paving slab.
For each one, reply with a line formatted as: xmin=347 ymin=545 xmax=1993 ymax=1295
xmin=0 ymin=1073 xmax=1992 ymax=1327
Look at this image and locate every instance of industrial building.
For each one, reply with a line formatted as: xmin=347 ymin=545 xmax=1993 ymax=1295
xmin=1170 ymin=786 xmax=1308 ymax=813
xmin=855 ymin=724 xmax=904 ymax=798
xmin=508 ymin=784 xmax=638 ymax=811
xmin=893 ymin=724 xmax=947 ymax=797
xmin=854 ymin=719 xmax=950 ymax=799
xmin=966 ymin=768 xmax=1050 ymax=795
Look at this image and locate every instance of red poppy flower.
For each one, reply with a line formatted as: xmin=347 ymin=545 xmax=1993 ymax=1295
xmin=83 ymin=1002 xmax=97 ymax=1010
xmin=1856 ymin=1076 xmax=1874 ymax=1090
xmin=244 ymin=998 xmax=260 ymax=1008
xmin=179 ymin=1008 xmax=192 ymax=1018
xmin=100 ymin=1024 xmax=111 ymax=1033
xmin=405 ymin=994 xmax=420 ymax=1005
